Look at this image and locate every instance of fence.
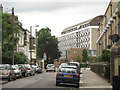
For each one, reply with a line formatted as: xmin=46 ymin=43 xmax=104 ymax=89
xmin=90 ymin=62 xmax=110 ymax=82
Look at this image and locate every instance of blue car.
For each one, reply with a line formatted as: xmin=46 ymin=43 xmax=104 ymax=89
xmin=56 ymin=66 xmax=80 ymax=88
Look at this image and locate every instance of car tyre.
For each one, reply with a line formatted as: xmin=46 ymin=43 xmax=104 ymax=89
xmin=76 ymin=83 xmax=79 ymax=88
xmin=56 ymin=82 xmax=59 ymax=86
xmin=13 ymin=76 xmax=16 ymax=80
xmin=8 ymin=75 xmax=12 ymax=81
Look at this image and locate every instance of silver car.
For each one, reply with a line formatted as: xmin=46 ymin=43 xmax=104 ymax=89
xmin=0 ymin=64 xmax=16 ymax=81
xmin=11 ymin=65 xmax=22 ymax=79
xmin=24 ymin=64 xmax=35 ymax=76
xmin=30 ymin=63 xmax=42 ymax=74
xmin=46 ymin=64 xmax=55 ymax=72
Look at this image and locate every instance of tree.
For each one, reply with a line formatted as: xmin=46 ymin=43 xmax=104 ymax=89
xmin=102 ymin=50 xmax=110 ymax=63
xmin=76 ymin=56 xmax=82 ymax=63
xmin=2 ymin=13 xmax=20 ymax=64
xmin=14 ymin=52 xmax=28 ymax=64
xmin=88 ymin=56 xmax=93 ymax=63
xmin=2 ymin=13 xmax=28 ymax=64
xmin=82 ymin=49 xmax=88 ymax=63
xmin=37 ymin=27 xmax=61 ymax=64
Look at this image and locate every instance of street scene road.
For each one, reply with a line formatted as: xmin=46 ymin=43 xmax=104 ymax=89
xmin=2 ymin=68 xmax=112 ymax=90
xmin=1 ymin=0 xmax=120 ymax=90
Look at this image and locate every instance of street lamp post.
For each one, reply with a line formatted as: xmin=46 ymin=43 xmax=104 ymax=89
xmin=12 ymin=7 xmax=15 ymax=65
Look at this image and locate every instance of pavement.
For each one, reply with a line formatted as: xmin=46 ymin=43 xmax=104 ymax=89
xmin=80 ymin=68 xmax=112 ymax=89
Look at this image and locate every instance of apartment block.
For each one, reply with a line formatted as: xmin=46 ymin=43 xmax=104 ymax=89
xmin=58 ymin=15 xmax=103 ymax=60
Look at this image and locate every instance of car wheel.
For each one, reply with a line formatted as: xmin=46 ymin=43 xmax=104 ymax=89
xmin=46 ymin=70 xmax=48 ymax=72
xmin=54 ymin=70 xmax=55 ymax=72
xmin=76 ymin=83 xmax=79 ymax=88
xmin=8 ymin=75 xmax=12 ymax=81
xmin=13 ymin=76 xmax=16 ymax=80
xmin=37 ymin=71 xmax=40 ymax=74
xmin=56 ymin=82 xmax=59 ymax=86
xmin=20 ymin=74 xmax=23 ymax=78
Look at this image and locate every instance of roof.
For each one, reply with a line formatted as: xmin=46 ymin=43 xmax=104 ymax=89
xmin=61 ymin=65 xmax=77 ymax=69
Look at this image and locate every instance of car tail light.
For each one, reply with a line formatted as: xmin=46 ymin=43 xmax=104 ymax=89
xmin=76 ymin=74 xmax=79 ymax=77
xmin=57 ymin=73 xmax=61 ymax=76
xmin=22 ymin=68 xmax=25 ymax=71
xmin=28 ymin=68 xmax=30 ymax=70
xmin=3 ymin=71 xmax=9 ymax=75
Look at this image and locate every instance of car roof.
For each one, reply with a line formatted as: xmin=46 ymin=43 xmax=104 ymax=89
xmin=61 ymin=65 xmax=77 ymax=69
xmin=68 ymin=62 xmax=80 ymax=66
xmin=47 ymin=64 xmax=54 ymax=65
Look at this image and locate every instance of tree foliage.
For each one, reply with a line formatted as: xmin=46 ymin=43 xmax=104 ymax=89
xmin=88 ymin=56 xmax=93 ymax=63
xmin=96 ymin=50 xmax=110 ymax=63
xmin=76 ymin=56 xmax=82 ymax=63
xmin=82 ymin=49 xmax=88 ymax=63
xmin=101 ymin=50 xmax=110 ymax=63
xmin=37 ymin=27 xmax=61 ymax=63
xmin=2 ymin=13 xmax=28 ymax=64
xmin=14 ymin=52 xmax=28 ymax=64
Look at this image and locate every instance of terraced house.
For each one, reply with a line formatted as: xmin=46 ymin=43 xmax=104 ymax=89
xmin=96 ymin=0 xmax=120 ymax=85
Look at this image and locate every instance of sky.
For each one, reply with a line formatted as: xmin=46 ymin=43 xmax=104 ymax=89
xmin=1 ymin=0 xmax=111 ymax=37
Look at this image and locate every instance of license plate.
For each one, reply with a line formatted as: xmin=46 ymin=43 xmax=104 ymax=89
xmin=64 ymin=75 xmax=72 ymax=77
xmin=50 ymin=67 xmax=53 ymax=69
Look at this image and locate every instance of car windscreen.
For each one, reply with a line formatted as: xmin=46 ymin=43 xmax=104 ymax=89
xmin=30 ymin=63 xmax=36 ymax=66
xmin=68 ymin=63 xmax=78 ymax=67
xmin=60 ymin=63 xmax=66 ymax=67
xmin=59 ymin=67 xmax=77 ymax=73
xmin=0 ymin=65 xmax=7 ymax=70
xmin=47 ymin=64 xmax=54 ymax=67
xmin=12 ymin=66 xmax=18 ymax=70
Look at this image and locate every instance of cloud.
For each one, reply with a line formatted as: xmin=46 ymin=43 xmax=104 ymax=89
xmin=1 ymin=1 xmax=109 ymax=13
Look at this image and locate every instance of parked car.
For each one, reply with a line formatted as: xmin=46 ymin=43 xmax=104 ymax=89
xmin=30 ymin=63 xmax=42 ymax=74
xmin=18 ymin=64 xmax=29 ymax=77
xmin=56 ymin=66 xmax=80 ymax=88
xmin=0 ymin=64 xmax=16 ymax=81
xmin=59 ymin=63 xmax=67 ymax=69
xmin=11 ymin=65 xmax=22 ymax=79
xmin=67 ymin=62 xmax=81 ymax=73
xmin=46 ymin=64 xmax=55 ymax=72
xmin=24 ymin=64 xmax=35 ymax=76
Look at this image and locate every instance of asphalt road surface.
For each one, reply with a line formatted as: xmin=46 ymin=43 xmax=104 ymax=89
xmin=2 ymin=71 xmax=79 ymax=89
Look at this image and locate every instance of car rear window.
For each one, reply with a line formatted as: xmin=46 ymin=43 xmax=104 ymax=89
xmin=0 ymin=65 xmax=7 ymax=70
xmin=68 ymin=63 xmax=78 ymax=67
xmin=47 ymin=64 xmax=54 ymax=67
xmin=59 ymin=68 xmax=77 ymax=73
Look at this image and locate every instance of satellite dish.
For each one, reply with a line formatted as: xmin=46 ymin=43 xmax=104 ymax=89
xmin=109 ymin=34 xmax=120 ymax=42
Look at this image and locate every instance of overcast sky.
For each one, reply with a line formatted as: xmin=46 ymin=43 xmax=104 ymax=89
xmin=1 ymin=0 xmax=111 ymax=37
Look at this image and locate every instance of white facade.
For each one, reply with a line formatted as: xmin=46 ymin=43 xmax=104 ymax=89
xmin=58 ymin=16 xmax=103 ymax=60
xmin=16 ymin=23 xmax=31 ymax=62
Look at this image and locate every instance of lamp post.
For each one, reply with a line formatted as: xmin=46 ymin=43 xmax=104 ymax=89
xmin=12 ymin=7 xmax=15 ymax=65
xmin=30 ymin=25 xmax=39 ymax=63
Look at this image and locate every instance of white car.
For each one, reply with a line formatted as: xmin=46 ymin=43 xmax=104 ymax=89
xmin=11 ymin=65 xmax=22 ymax=78
xmin=30 ymin=63 xmax=42 ymax=74
xmin=46 ymin=64 xmax=55 ymax=72
xmin=59 ymin=63 xmax=67 ymax=69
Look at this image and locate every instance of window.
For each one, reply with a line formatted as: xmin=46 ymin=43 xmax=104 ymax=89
xmin=74 ymin=50 xmax=77 ymax=54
